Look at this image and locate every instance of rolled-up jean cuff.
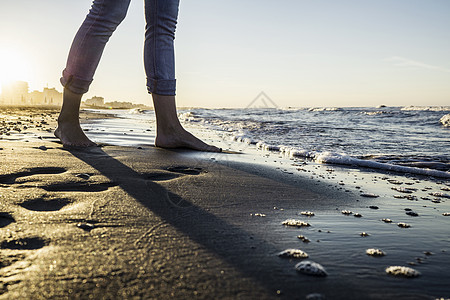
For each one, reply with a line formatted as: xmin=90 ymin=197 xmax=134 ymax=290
xmin=60 ymin=70 xmax=93 ymax=94
xmin=147 ymin=79 xmax=176 ymax=96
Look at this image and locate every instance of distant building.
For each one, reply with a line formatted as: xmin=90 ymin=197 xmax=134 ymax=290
xmin=28 ymin=90 xmax=45 ymax=105
xmin=0 ymin=81 xmax=29 ymax=105
xmin=42 ymin=88 xmax=63 ymax=105
xmin=0 ymin=81 xmax=62 ymax=106
xmin=85 ymin=96 xmax=105 ymax=107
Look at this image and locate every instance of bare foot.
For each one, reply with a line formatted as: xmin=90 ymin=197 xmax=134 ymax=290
xmin=155 ymin=127 xmax=221 ymax=152
xmin=55 ymin=88 xmax=96 ymax=148
xmin=152 ymin=94 xmax=221 ymax=152
xmin=54 ymin=121 xmax=96 ymax=147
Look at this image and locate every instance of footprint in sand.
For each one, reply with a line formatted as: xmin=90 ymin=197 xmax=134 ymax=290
xmin=41 ymin=182 xmax=117 ymax=193
xmin=18 ymin=196 xmax=72 ymax=212
xmin=143 ymin=166 xmax=203 ymax=182
xmin=143 ymin=171 xmax=183 ymax=181
xmin=166 ymin=166 xmax=203 ymax=175
xmin=0 ymin=167 xmax=66 ymax=185
xmin=0 ymin=212 xmax=15 ymax=228
xmin=0 ymin=237 xmax=48 ymax=250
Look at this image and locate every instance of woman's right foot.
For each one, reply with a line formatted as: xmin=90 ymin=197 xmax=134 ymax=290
xmin=54 ymin=120 xmax=96 ymax=147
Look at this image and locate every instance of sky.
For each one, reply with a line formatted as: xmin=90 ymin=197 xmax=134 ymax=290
xmin=0 ymin=0 xmax=449 ymax=108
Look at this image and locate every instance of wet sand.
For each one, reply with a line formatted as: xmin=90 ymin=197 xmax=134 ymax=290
xmin=0 ymin=107 xmax=449 ymax=299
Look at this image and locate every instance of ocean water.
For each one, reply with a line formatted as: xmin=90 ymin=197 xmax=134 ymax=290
xmin=82 ymin=106 xmax=450 ymax=298
xmin=84 ymin=106 xmax=450 ymax=178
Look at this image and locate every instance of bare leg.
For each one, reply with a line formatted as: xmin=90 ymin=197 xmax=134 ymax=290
xmin=153 ymin=94 xmax=221 ymax=152
xmin=54 ymin=88 xmax=96 ymax=147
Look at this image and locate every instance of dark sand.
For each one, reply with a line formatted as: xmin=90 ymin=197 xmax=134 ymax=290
xmin=1 ymin=107 xmax=449 ymax=299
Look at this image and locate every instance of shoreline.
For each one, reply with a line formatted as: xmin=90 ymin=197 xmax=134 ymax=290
xmin=0 ymin=107 xmax=449 ymax=299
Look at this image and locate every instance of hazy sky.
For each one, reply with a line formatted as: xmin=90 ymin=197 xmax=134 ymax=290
xmin=0 ymin=0 xmax=449 ymax=108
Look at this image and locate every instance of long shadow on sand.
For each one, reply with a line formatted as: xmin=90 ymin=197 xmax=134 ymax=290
xmin=66 ymin=146 xmax=333 ymax=299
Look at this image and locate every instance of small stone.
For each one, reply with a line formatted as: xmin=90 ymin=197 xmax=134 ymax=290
xmin=366 ymin=248 xmax=386 ymax=256
xmin=295 ymin=260 xmax=328 ymax=277
xmin=38 ymin=145 xmax=47 ymax=151
xmin=300 ymin=211 xmax=315 ymax=217
xmin=382 ymin=218 xmax=393 ymax=223
xmin=278 ymin=249 xmax=309 ymax=259
xmin=397 ymin=222 xmax=411 ymax=228
xmin=282 ymin=219 xmax=310 ymax=227
xmin=77 ymin=222 xmax=95 ymax=231
xmin=297 ymin=235 xmax=311 ymax=243
xmin=353 ymin=213 xmax=362 ymax=218
xmin=423 ymin=251 xmax=433 ymax=256
xmin=388 ymin=179 xmax=403 ymax=185
xmin=360 ymin=232 xmax=370 ymax=237
xmin=254 ymin=213 xmax=266 ymax=217
xmin=442 ymin=212 xmax=450 ymax=216
xmin=360 ymin=193 xmax=379 ymax=198
xmin=341 ymin=210 xmax=353 ymax=215
xmin=405 ymin=211 xmax=419 ymax=217
xmin=429 ymin=192 xmax=450 ymax=199
xmin=369 ymin=206 xmax=379 ymax=210
xmin=385 ymin=266 xmax=420 ymax=278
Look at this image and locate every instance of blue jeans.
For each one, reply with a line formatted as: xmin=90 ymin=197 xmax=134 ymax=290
xmin=60 ymin=0 xmax=180 ymax=96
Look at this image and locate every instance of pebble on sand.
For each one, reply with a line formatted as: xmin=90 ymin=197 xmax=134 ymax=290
xmin=278 ymin=249 xmax=309 ymax=259
xmin=442 ymin=212 xmax=450 ymax=216
xmin=405 ymin=211 xmax=419 ymax=217
xmin=297 ymin=235 xmax=311 ymax=243
xmin=282 ymin=219 xmax=311 ymax=227
xmin=341 ymin=210 xmax=353 ymax=215
xmin=77 ymin=223 xmax=95 ymax=231
xmin=295 ymin=260 xmax=328 ymax=277
xmin=300 ymin=211 xmax=315 ymax=217
xmin=360 ymin=193 xmax=379 ymax=198
xmin=385 ymin=266 xmax=421 ymax=278
xmin=353 ymin=213 xmax=363 ymax=218
xmin=429 ymin=192 xmax=450 ymax=199
xmin=360 ymin=232 xmax=370 ymax=237
xmin=382 ymin=218 xmax=393 ymax=223
xmin=397 ymin=222 xmax=411 ymax=228
xmin=366 ymin=248 xmax=386 ymax=256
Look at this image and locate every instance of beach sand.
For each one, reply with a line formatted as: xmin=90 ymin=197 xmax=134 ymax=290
xmin=1 ymin=107 xmax=449 ymax=299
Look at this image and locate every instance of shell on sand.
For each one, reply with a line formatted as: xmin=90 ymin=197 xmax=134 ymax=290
xmin=278 ymin=249 xmax=309 ymax=259
xmin=282 ymin=219 xmax=310 ymax=227
xmin=366 ymin=248 xmax=386 ymax=256
xmin=385 ymin=266 xmax=421 ymax=278
xmin=295 ymin=260 xmax=328 ymax=277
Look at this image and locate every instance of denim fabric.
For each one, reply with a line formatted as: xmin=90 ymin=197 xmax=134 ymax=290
xmin=61 ymin=0 xmax=179 ymax=96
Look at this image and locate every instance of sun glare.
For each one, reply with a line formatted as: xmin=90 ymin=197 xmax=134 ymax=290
xmin=0 ymin=47 xmax=32 ymax=94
